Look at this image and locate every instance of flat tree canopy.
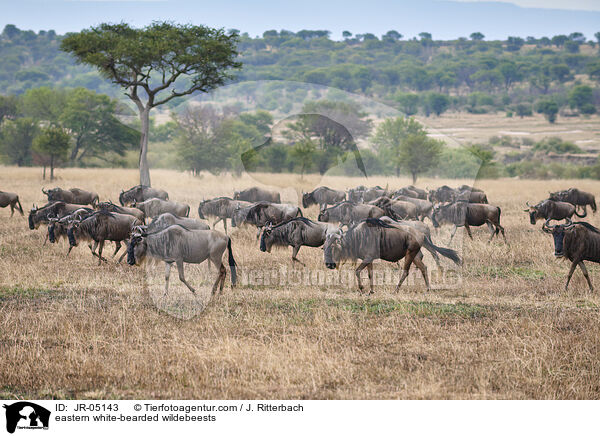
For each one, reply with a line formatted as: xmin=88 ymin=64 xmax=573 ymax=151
xmin=61 ymin=22 xmax=241 ymax=185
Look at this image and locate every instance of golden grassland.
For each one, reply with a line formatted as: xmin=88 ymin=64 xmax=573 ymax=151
xmin=1 ymin=166 xmax=600 ymax=399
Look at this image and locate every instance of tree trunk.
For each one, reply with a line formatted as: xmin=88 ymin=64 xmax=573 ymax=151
xmin=411 ymin=171 xmax=417 ymax=184
xmin=139 ymin=107 xmax=151 ymax=186
xmin=42 ymin=166 xmax=46 ymax=180
xmin=50 ymin=155 xmax=55 ymax=181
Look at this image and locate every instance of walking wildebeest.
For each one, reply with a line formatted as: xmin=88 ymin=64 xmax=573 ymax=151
xmin=232 ymin=202 xmax=303 ymax=237
xmin=127 ymin=225 xmax=237 ymax=296
xmin=347 ymin=186 xmax=367 ymax=203
xmin=197 ymin=197 xmax=252 ymax=234
xmin=119 ymin=185 xmax=169 ymax=206
xmin=42 ymin=187 xmax=99 ymax=206
xmin=318 ymin=201 xmax=385 ymax=226
xmin=259 ymin=217 xmax=340 ymax=265
xmin=549 ymin=188 xmax=596 ymax=215
xmin=394 ymin=186 xmax=428 ymax=200
xmin=361 ymin=186 xmax=388 ymax=203
xmin=431 ymin=202 xmax=507 ymax=243
xmin=96 ymin=201 xmax=145 ymax=223
xmin=369 ymin=196 xmax=418 ymax=220
xmin=525 ymin=199 xmax=585 ymax=225
xmin=323 ymin=218 xmax=438 ymax=294
xmin=0 ymin=191 xmax=23 ymax=216
xmin=67 ymin=210 xmax=143 ymax=264
xmin=132 ymin=198 xmax=190 ymax=218
xmin=233 ymin=187 xmax=280 ymax=203
xmin=392 ymin=195 xmax=433 ymax=221
xmin=455 ymin=189 xmax=488 ymax=204
xmin=147 ymin=213 xmax=210 ymax=233
xmin=543 ymin=219 xmax=600 ymax=291
xmin=48 ymin=208 xmax=94 ymax=244
xmin=28 ymin=202 xmax=86 ymax=230
xmin=302 ymin=186 xmax=346 ymax=210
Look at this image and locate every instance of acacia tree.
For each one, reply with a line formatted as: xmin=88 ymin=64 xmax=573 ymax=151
xmin=32 ymin=126 xmax=70 ymax=180
xmin=61 ymin=22 xmax=241 ymax=185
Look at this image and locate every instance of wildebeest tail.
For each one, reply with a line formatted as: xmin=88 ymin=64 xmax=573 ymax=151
xmin=16 ymin=197 xmax=23 ymax=214
xmin=185 ymin=205 xmax=190 ymax=217
xmin=297 ymin=207 xmax=303 ymax=217
xmin=423 ymin=235 xmax=461 ymax=265
xmin=593 ymin=199 xmax=597 ymax=213
xmin=227 ymin=237 xmax=237 ymax=286
xmin=574 ymin=207 xmax=587 ymax=218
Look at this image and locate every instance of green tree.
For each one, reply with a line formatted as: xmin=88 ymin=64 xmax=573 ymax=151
xmin=32 ymin=126 xmax=70 ymax=180
xmin=400 ymin=133 xmax=443 ymax=183
xmin=371 ymin=117 xmax=426 ymax=176
xmin=21 ymin=87 xmax=65 ymax=124
xmin=424 ymin=92 xmax=450 ymax=116
xmin=61 ymin=22 xmax=241 ymax=186
xmin=0 ymin=95 xmax=20 ymax=123
xmin=514 ymin=103 xmax=533 ymax=118
xmin=289 ymin=139 xmax=316 ymax=177
xmin=568 ymin=85 xmax=595 ymax=113
xmin=395 ymin=92 xmax=420 ymax=116
xmin=0 ymin=117 xmax=37 ymax=166
xmin=470 ymin=32 xmax=485 ymax=41
xmin=535 ymin=99 xmax=559 ymax=123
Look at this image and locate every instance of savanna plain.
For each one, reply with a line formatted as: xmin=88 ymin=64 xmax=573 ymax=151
xmin=1 ymin=166 xmax=600 ymax=400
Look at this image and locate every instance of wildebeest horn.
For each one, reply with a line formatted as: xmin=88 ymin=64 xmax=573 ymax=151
xmin=543 ymin=219 xmax=557 ymax=230
xmin=41 ymin=187 xmax=48 ymax=194
xmin=526 ymin=201 xmax=532 ymax=207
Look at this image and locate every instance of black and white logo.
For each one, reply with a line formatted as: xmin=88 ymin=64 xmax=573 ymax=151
xmin=3 ymin=402 xmax=50 ymax=434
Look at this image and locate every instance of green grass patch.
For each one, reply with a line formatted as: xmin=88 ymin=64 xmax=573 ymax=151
xmin=473 ymin=265 xmax=546 ymax=280
xmin=0 ymin=285 xmax=59 ymax=301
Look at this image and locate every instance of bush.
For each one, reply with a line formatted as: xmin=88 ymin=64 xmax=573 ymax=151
xmin=532 ymin=137 xmax=582 ymax=154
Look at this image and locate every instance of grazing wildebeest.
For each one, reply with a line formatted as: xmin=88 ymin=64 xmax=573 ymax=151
xmin=361 ymin=186 xmax=388 ymax=203
xmin=96 ymin=201 xmax=145 ymax=223
xmin=431 ymin=202 xmax=507 ymax=243
xmin=455 ymin=189 xmax=488 ymax=204
xmin=28 ymin=202 xmax=86 ymax=230
xmin=428 ymin=185 xmax=457 ymax=203
xmin=323 ymin=218 xmax=434 ymax=294
xmin=543 ymin=219 xmax=600 ymax=291
xmin=67 ymin=210 xmax=142 ymax=264
xmin=48 ymin=208 xmax=94 ymax=244
xmin=119 ymin=185 xmax=169 ymax=206
xmin=132 ymin=198 xmax=190 ymax=218
xmin=347 ymin=186 xmax=367 ymax=203
xmin=318 ymin=201 xmax=385 ymax=226
xmin=259 ymin=217 xmax=340 ymax=265
xmin=232 ymin=202 xmax=303 ymax=237
xmin=392 ymin=195 xmax=433 ymax=221
xmin=525 ymin=199 xmax=585 ymax=225
xmin=0 ymin=191 xmax=23 ymax=216
xmin=127 ymin=225 xmax=237 ymax=296
xmin=549 ymin=188 xmax=596 ymax=214
xmin=302 ymin=186 xmax=346 ymax=210
xmin=369 ymin=196 xmax=418 ymax=220
xmin=42 ymin=187 xmax=99 ymax=206
xmin=197 ymin=197 xmax=252 ymax=234
xmin=148 ymin=213 xmax=209 ymax=233
xmin=233 ymin=187 xmax=280 ymax=203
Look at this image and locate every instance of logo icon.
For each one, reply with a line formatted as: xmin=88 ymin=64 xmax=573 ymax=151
xmin=3 ymin=402 xmax=50 ymax=434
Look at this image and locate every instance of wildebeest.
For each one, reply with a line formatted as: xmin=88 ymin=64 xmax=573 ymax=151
xmin=392 ymin=195 xmax=433 ymax=221
xmin=0 ymin=191 xmax=23 ymax=216
xmin=455 ymin=189 xmax=488 ymax=204
xmin=197 ymin=197 xmax=252 ymax=234
xmin=525 ymin=199 xmax=585 ymax=225
xmin=393 ymin=186 xmax=428 ymax=200
xmin=42 ymin=187 xmax=99 ymax=206
xmin=302 ymin=186 xmax=346 ymax=210
xmin=324 ymin=218 xmax=438 ymax=293
xmin=147 ymin=213 xmax=209 ymax=233
xmin=347 ymin=186 xmax=367 ymax=203
xmin=431 ymin=202 xmax=507 ymax=243
xmin=429 ymin=185 xmax=487 ymax=204
xmin=233 ymin=187 xmax=280 ymax=203
xmin=96 ymin=201 xmax=145 ymax=223
xmin=543 ymin=219 xmax=600 ymax=291
xmin=318 ymin=201 xmax=385 ymax=226
xmin=361 ymin=186 xmax=388 ymax=203
xmin=132 ymin=198 xmax=190 ymax=218
xmin=119 ymin=185 xmax=169 ymax=206
xmin=127 ymin=225 xmax=237 ymax=296
xmin=369 ymin=196 xmax=418 ymax=220
xmin=28 ymin=202 xmax=86 ymax=230
xmin=67 ymin=210 xmax=143 ymax=264
xmin=259 ymin=217 xmax=340 ymax=265
xmin=48 ymin=208 xmax=93 ymax=244
xmin=549 ymin=188 xmax=596 ymax=214
xmin=232 ymin=202 xmax=303 ymax=236
xmin=428 ymin=185 xmax=457 ymax=203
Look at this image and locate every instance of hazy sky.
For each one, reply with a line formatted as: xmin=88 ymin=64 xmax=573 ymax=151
xmin=457 ymin=0 xmax=600 ymax=11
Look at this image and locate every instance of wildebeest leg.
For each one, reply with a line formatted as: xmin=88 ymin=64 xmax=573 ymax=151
xmin=111 ymin=241 xmax=121 ymax=258
xmin=223 ymin=218 xmax=228 ymax=235
xmin=412 ymin=254 xmax=430 ymax=290
xmin=449 ymin=225 xmax=459 ymax=242
xmin=578 ymin=261 xmax=594 ymax=291
xmin=291 ymin=245 xmax=305 ymax=266
xmin=10 ymin=204 xmax=14 ymax=217
xmin=396 ymin=253 xmax=415 ymax=292
xmin=486 ymin=221 xmax=496 ymax=243
xmin=498 ymin=223 xmax=507 ymax=244
xmin=117 ymin=242 xmax=128 ymax=263
xmin=176 ymin=259 xmax=198 ymax=295
xmin=163 ymin=262 xmax=173 ymax=297
xmin=564 ymin=261 xmax=578 ymax=291
xmin=366 ymin=263 xmax=374 ymax=294
xmin=43 ymin=232 xmax=48 ymax=246
xmin=256 ymin=227 xmax=262 ymax=240
xmin=464 ymin=223 xmax=473 ymax=240
xmin=216 ymin=264 xmax=226 ymax=294
xmin=212 ymin=218 xmax=221 ymax=229
xmin=97 ymin=240 xmax=106 ymax=265
xmin=355 ymin=261 xmax=370 ymax=293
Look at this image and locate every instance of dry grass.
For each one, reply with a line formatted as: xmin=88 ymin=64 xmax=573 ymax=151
xmin=1 ymin=166 xmax=600 ymax=399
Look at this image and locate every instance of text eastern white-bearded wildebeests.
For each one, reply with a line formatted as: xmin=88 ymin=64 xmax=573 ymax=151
xmin=302 ymin=186 xmax=346 ymax=210
xmin=42 ymin=187 xmax=99 ymax=206
xmin=232 ymin=202 xmax=303 ymax=237
xmin=525 ymin=199 xmax=585 ymax=225
xmin=67 ymin=210 xmax=143 ymax=264
xmin=392 ymin=195 xmax=433 ymax=221
xmin=543 ymin=219 xmax=600 ymax=291
xmin=369 ymin=196 xmax=418 ymax=220
xmin=147 ymin=213 xmax=209 ymax=233
xmin=127 ymin=225 xmax=237 ymax=296
xmin=324 ymin=218 xmax=434 ymax=294
xmin=259 ymin=217 xmax=340 ymax=265
xmin=197 ymin=197 xmax=252 ymax=234
xmin=96 ymin=201 xmax=145 ymax=223
xmin=0 ymin=191 xmax=23 ymax=216
xmin=233 ymin=187 xmax=280 ymax=203
xmin=132 ymin=198 xmax=190 ymax=219
xmin=318 ymin=201 xmax=385 ymax=226
xmin=432 ymin=202 xmax=507 ymax=243
xmin=28 ymin=202 xmax=87 ymax=231
xmin=549 ymin=188 xmax=597 ymax=215
xmin=119 ymin=185 xmax=169 ymax=206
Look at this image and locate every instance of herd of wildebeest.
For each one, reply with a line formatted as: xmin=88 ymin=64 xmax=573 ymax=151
xmin=0 ymin=182 xmax=598 ymax=295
